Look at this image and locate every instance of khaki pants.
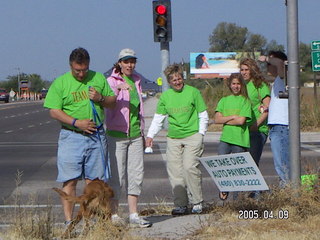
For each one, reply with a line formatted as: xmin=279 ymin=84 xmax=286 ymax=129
xmin=166 ymin=133 xmax=204 ymax=207
xmin=107 ymin=136 xmax=144 ymax=200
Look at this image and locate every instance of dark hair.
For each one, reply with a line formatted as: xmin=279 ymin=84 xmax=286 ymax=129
xmin=69 ymin=47 xmax=90 ymax=65
xmin=113 ymin=62 xmax=122 ymax=74
xmin=195 ymin=54 xmax=205 ymax=69
xmin=227 ymin=73 xmax=248 ymax=98
xmin=113 ymin=58 xmax=137 ymax=74
xmin=268 ymin=51 xmax=287 ymax=61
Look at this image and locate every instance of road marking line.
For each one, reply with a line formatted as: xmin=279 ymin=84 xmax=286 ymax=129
xmin=301 ymin=143 xmax=320 ymax=153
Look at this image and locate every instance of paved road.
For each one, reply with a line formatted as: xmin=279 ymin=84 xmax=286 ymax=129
xmin=0 ymin=98 xmax=319 ymax=238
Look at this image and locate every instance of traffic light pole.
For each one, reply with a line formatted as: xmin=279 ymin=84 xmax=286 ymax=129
xmin=160 ymin=41 xmax=170 ymax=92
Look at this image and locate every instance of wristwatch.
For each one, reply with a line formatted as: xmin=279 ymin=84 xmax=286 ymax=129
xmin=99 ymin=95 xmax=105 ymax=103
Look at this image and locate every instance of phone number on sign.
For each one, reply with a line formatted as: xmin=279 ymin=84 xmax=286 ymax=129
xmin=218 ymin=179 xmax=261 ymax=188
xmin=238 ymin=210 xmax=289 ymax=219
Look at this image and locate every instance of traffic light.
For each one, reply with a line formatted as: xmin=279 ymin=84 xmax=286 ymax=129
xmin=152 ymin=0 xmax=172 ymax=42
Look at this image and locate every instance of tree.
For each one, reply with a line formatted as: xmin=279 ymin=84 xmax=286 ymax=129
xmin=265 ymin=40 xmax=285 ymax=54
xmin=209 ymin=22 xmax=284 ymax=56
xmin=0 ymin=73 xmax=50 ymax=92
xmin=299 ymin=42 xmax=312 ymax=72
xmin=245 ymin=33 xmax=267 ymax=53
xmin=209 ymin=22 xmax=248 ymax=52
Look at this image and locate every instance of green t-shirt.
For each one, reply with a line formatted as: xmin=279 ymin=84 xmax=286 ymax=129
xmin=246 ymin=80 xmax=270 ymax=135
xmin=157 ymin=84 xmax=207 ymax=138
xmin=107 ymin=75 xmax=141 ymax=138
xmin=216 ymin=95 xmax=252 ymax=148
xmin=44 ymin=70 xmax=114 ymax=130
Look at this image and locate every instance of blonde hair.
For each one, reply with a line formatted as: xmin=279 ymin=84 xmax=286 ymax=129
xmin=164 ymin=64 xmax=183 ymax=83
xmin=240 ymin=58 xmax=267 ymax=88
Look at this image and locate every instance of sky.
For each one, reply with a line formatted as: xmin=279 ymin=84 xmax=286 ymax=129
xmin=0 ymin=0 xmax=319 ymax=84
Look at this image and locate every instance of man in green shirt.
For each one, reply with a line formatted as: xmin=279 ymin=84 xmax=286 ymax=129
xmin=146 ymin=64 xmax=209 ymax=215
xmin=44 ymin=47 xmax=116 ymax=227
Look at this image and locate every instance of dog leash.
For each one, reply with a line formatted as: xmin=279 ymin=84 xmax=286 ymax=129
xmin=89 ymin=87 xmax=111 ymax=182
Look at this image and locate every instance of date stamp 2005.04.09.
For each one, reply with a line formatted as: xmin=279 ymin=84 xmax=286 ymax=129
xmin=238 ymin=209 xmax=289 ymax=220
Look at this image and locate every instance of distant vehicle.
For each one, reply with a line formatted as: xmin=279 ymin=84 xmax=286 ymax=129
xmin=147 ymin=90 xmax=156 ymax=97
xmin=0 ymin=88 xmax=9 ymax=103
xmin=39 ymin=89 xmax=48 ymax=100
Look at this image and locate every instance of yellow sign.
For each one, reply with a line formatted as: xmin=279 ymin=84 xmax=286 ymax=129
xmin=157 ymin=77 xmax=162 ymax=86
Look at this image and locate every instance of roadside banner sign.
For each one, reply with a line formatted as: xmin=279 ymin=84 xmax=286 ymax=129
xmin=200 ymin=152 xmax=269 ymax=192
xmin=311 ymin=51 xmax=320 ymax=72
xmin=311 ymin=40 xmax=320 ymax=51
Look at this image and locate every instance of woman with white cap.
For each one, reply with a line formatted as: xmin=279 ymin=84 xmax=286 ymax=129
xmin=105 ymin=48 xmax=152 ymax=228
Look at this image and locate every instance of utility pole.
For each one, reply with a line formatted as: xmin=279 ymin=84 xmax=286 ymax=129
xmin=15 ymin=67 xmax=21 ymax=99
xmin=286 ymin=0 xmax=301 ymax=187
xmin=160 ymin=41 xmax=170 ymax=92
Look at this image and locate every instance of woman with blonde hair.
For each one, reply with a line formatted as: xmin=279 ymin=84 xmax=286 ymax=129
xmin=240 ymin=58 xmax=270 ymax=198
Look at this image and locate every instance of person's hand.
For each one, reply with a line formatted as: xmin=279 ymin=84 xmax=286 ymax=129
xmin=117 ymin=83 xmax=132 ymax=91
xmin=258 ymin=55 xmax=268 ymax=62
xmin=145 ymin=137 xmax=153 ymax=147
xmin=74 ymin=119 xmax=97 ymax=134
xmin=88 ymin=87 xmax=102 ymax=102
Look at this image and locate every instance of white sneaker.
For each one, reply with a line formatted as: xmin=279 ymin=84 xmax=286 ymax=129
xmin=191 ymin=202 xmax=203 ymax=214
xmin=129 ymin=213 xmax=152 ymax=228
xmin=111 ymin=214 xmax=126 ymax=227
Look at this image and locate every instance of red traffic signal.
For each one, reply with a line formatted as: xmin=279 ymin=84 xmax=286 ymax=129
xmin=155 ymin=4 xmax=167 ymax=15
xmin=152 ymin=0 xmax=172 ymax=43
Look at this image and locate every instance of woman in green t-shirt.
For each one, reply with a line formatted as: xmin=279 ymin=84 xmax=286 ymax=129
xmin=146 ymin=64 xmax=209 ymax=215
xmin=105 ymin=48 xmax=151 ymax=228
xmin=240 ymin=58 xmax=270 ymax=199
xmin=215 ymin=73 xmax=252 ymax=200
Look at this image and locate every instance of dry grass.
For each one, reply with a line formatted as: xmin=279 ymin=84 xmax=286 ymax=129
xmin=189 ymin=181 xmax=320 ymax=240
xmin=1 ymin=172 xmax=320 ymax=240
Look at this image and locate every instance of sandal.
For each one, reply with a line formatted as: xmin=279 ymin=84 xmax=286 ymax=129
xmin=219 ymin=191 xmax=229 ymax=201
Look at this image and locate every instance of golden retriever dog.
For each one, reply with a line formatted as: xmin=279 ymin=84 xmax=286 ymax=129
xmin=53 ymin=179 xmax=114 ymax=238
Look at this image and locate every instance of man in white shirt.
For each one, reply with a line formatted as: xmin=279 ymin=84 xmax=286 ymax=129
xmin=260 ymin=51 xmax=289 ymax=188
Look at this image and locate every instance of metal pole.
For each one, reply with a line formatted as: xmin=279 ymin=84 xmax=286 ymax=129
xmin=15 ymin=67 xmax=21 ymax=100
xmin=286 ymin=0 xmax=301 ymax=187
xmin=160 ymin=41 xmax=170 ymax=92
xmin=160 ymin=41 xmax=170 ymax=129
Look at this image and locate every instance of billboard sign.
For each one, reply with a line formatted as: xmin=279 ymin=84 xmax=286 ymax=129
xmin=190 ymin=52 xmax=259 ymax=79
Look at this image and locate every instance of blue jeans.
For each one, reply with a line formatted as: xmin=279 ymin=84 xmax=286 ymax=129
xmin=218 ymin=141 xmax=247 ymax=200
xmin=249 ymin=131 xmax=268 ymax=166
xmin=269 ymin=125 xmax=290 ymax=187
xmin=57 ymin=128 xmax=107 ymax=183
xmin=218 ymin=141 xmax=247 ymax=155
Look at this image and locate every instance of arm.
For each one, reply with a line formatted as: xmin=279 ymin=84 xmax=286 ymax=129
xmin=250 ymin=96 xmax=270 ymax=131
xmin=198 ymin=110 xmax=209 ymax=135
xmin=259 ymin=55 xmax=285 ymax=78
xmin=49 ymin=109 xmax=98 ymax=134
xmin=256 ymin=96 xmax=270 ymax=127
xmin=214 ymin=112 xmax=246 ymax=126
xmin=145 ymin=113 xmax=166 ymax=147
xmin=88 ymin=86 xmax=116 ymax=108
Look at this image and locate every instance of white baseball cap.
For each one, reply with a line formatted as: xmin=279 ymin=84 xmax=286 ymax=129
xmin=118 ymin=48 xmax=137 ymax=61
